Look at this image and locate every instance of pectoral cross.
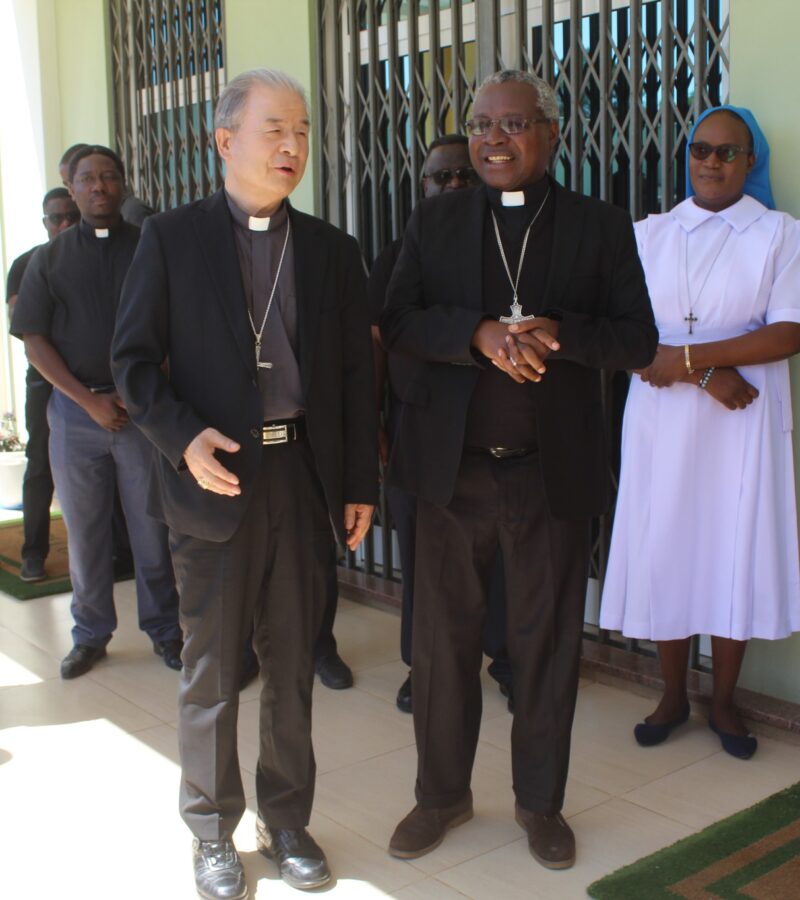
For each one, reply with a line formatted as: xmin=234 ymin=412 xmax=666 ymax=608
xmin=684 ymin=311 xmax=698 ymax=335
xmin=499 ymin=298 xmax=537 ymax=325
xmin=255 ymin=338 xmax=273 ymax=370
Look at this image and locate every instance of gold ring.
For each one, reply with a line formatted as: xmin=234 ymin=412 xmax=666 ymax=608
xmin=198 ymin=477 xmax=208 ymax=489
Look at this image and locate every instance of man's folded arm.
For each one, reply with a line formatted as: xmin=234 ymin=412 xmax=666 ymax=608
xmin=380 ymin=207 xmax=486 ymax=365
xmin=550 ymin=211 xmax=658 ymax=372
xmin=112 ymin=219 xmax=207 ymax=469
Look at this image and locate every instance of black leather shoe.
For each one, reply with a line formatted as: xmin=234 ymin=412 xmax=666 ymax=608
xmin=192 ymin=839 xmax=247 ymax=900
xmin=256 ymin=814 xmax=331 ymax=890
xmin=396 ymin=673 xmax=412 ymax=713
xmin=61 ymin=644 xmax=106 ymax=679
xmin=709 ymin=718 xmax=757 ymax=759
xmin=633 ymin=706 xmax=691 ymax=747
xmin=153 ymin=638 xmax=184 ymax=671
xmin=20 ymin=558 xmax=46 ymax=582
xmin=314 ymin=652 xmax=353 ymax=690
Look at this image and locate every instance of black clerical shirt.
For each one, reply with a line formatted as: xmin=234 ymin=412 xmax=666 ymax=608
xmin=6 ymin=245 xmax=46 ymax=388
xmin=226 ymin=192 xmax=304 ymax=422
xmin=463 ymin=176 xmax=555 ymax=450
xmin=11 ymin=219 xmax=139 ymax=387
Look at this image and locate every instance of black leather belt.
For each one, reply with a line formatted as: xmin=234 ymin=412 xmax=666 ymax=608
xmin=262 ymin=417 xmax=306 ymax=445
xmin=467 ymin=446 xmax=537 ymax=460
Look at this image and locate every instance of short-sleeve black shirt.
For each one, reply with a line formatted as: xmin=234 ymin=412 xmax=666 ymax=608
xmin=6 ymin=246 xmax=39 ymax=301
xmin=11 ymin=219 xmax=140 ymax=386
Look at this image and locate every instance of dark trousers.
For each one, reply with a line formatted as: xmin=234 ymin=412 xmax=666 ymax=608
xmin=47 ymin=389 xmax=180 ymax=648
xmin=313 ymin=547 xmax=340 ymax=660
xmin=21 ymin=375 xmax=53 ymax=562
xmin=171 ymin=441 xmax=335 ymax=840
xmin=387 ymin=402 xmax=511 ymax=682
xmin=412 ymin=451 xmax=590 ymax=815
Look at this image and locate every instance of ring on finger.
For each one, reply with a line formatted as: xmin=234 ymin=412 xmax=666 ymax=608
xmin=198 ymin=477 xmax=208 ymax=489
xmin=510 ymin=356 xmax=518 ymax=367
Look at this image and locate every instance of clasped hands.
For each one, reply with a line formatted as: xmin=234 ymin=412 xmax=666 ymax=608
xmin=183 ymin=428 xmax=374 ymax=549
xmin=637 ymin=344 xmax=759 ymax=411
xmin=472 ymin=317 xmax=561 ymax=384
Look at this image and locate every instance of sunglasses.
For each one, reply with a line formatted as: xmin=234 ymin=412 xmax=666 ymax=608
xmin=44 ymin=212 xmax=80 ymax=226
xmin=424 ymin=166 xmax=479 ymax=186
xmin=688 ymin=142 xmax=752 ymax=163
xmin=465 ymin=117 xmax=550 ymax=136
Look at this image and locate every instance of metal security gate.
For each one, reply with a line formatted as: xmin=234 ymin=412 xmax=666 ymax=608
xmin=109 ymin=0 xmax=226 ymax=211
xmin=317 ymin=1 xmax=729 ymax=665
xmin=316 ymin=0 xmax=729 ymax=263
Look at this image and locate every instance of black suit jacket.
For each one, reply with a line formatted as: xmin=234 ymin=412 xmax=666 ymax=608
xmin=112 ymin=189 xmax=378 ymax=544
xmin=380 ymin=183 xmax=657 ymax=520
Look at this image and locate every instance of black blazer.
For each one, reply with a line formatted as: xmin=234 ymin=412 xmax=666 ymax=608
xmin=380 ymin=183 xmax=657 ymax=520
xmin=112 ymin=189 xmax=378 ymax=544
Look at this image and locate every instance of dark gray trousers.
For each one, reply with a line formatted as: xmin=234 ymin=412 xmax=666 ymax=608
xmin=47 ymin=389 xmax=180 ymax=647
xmin=171 ymin=441 xmax=335 ymax=840
xmin=412 ymin=451 xmax=590 ymax=815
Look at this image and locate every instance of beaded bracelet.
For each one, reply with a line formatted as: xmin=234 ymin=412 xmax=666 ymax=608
xmin=699 ymin=367 xmax=715 ymax=389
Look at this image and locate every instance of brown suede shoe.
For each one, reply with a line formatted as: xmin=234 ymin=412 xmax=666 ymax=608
xmin=389 ymin=792 xmax=473 ymax=859
xmin=515 ymin=803 xmax=575 ymax=869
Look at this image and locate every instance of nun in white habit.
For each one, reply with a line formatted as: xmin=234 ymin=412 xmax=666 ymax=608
xmin=600 ymin=105 xmax=800 ymax=759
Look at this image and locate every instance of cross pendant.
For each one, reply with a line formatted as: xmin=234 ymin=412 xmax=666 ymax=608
xmin=255 ymin=340 xmax=273 ymax=370
xmin=499 ymin=297 xmax=536 ymax=325
xmin=685 ymin=311 xmax=698 ymax=335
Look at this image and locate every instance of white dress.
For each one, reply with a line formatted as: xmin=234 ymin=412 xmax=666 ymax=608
xmin=600 ymin=195 xmax=800 ymax=641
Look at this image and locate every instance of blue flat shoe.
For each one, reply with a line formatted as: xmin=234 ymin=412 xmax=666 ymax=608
xmin=633 ymin=706 xmax=691 ymax=746
xmin=708 ymin=718 xmax=757 ymax=759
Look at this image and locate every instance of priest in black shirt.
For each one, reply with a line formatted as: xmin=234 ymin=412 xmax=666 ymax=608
xmin=382 ymin=70 xmax=657 ymax=869
xmin=12 ymin=146 xmax=181 ymax=679
xmin=6 ymin=188 xmax=79 ymax=582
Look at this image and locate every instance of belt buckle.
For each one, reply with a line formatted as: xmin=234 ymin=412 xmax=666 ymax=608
xmin=262 ymin=424 xmax=289 ymax=445
xmin=489 ymin=447 xmax=511 ymax=459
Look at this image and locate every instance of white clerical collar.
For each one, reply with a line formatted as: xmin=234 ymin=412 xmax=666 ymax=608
xmin=248 ymin=216 xmax=271 ymax=232
xmin=95 ymin=228 xmax=109 ymax=238
xmin=501 ymin=191 xmax=525 ymax=207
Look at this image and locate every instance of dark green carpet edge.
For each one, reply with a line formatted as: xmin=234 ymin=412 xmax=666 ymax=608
xmin=587 ymin=781 xmax=800 ymax=899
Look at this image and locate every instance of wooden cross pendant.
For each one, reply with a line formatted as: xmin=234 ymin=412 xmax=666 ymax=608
xmin=255 ymin=339 xmax=273 ymax=370
xmin=684 ymin=311 xmax=698 ymax=335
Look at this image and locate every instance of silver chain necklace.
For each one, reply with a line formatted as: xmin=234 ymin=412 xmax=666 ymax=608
xmin=682 ymin=223 xmax=732 ymax=335
xmin=492 ymin=188 xmax=551 ymax=324
xmin=248 ymin=216 xmax=292 ymax=370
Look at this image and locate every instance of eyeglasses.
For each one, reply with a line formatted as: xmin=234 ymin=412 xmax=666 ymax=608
xmin=423 ymin=166 xmax=478 ymax=186
xmin=465 ymin=117 xmax=550 ymax=136
xmin=72 ymin=171 xmax=123 ymax=187
xmin=688 ymin=142 xmax=752 ymax=163
xmin=44 ymin=212 xmax=80 ymax=226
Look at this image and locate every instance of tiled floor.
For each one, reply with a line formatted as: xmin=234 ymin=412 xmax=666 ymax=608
xmin=1 ymin=584 xmax=798 ymax=900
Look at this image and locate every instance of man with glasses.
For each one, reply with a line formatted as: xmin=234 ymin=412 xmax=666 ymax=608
xmin=370 ymin=135 xmax=514 ymax=714
xmin=12 ymin=145 xmax=182 ymax=678
xmin=382 ymin=70 xmax=656 ymax=869
xmin=5 ymin=188 xmax=79 ymax=581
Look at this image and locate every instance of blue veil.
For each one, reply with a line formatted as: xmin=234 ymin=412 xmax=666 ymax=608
xmin=685 ymin=105 xmax=775 ymax=210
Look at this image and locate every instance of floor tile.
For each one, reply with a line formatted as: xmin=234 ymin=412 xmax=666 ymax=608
xmin=0 ymin=672 xmax=160 ymax=732
xmin=0 ymin=624 xmax=61 ymax=685
xmin=623 ymin=734 xmax=800 ymax=828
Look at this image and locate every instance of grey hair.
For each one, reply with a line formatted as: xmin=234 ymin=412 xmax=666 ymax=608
xmin=476 ymin=69 xmax=561 ymax=122
xmin=214 ymin=68 xmax=309 ymax=130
